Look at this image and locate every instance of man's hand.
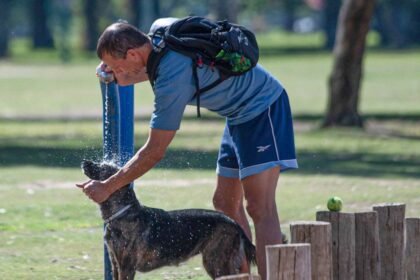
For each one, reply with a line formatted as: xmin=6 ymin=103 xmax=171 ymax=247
xmin=95 ymin=61 xmax=149 ymax=86
xmin=76 ymin=180 xmax=113 ymax=204
xmin=96 ymin=62 xmax=115 ymax=83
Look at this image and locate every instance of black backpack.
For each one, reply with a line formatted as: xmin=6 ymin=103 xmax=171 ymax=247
xmin=146 ymin=16 xmax=259 ymax=117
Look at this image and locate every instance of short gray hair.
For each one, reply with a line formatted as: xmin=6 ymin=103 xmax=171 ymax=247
xmin=96 ymin=22 xmax=149 ymax=59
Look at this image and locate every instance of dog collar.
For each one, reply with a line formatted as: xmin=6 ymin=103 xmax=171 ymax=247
xmin=104 ymin=204 xmax=132 ymax=225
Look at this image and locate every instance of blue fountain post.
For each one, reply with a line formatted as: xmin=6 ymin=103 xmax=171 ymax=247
xmin=98 ymin=69 xmax=134 ymax=280
xmin=118 ymin=85 xmax=135 ymax=165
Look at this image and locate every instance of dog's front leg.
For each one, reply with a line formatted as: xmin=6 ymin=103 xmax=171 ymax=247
xmin=107 ymin=250 xmax=120 ymax=280
xmin=110 ymin=255 xmax=120 ymax=280
xmin=118 ymin=266 xmax=136 ymax=280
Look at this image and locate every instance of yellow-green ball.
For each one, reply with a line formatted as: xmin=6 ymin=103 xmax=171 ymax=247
xmin=327 ymin=196 xmax=343 ymax=212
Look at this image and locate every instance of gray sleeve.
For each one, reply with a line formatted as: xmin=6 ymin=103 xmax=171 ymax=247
xmin=149 ymin=52 xmax=196 ymax=130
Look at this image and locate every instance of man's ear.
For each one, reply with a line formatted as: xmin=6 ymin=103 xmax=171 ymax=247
xmin=126 ymin=48 xmax=142 ymax=62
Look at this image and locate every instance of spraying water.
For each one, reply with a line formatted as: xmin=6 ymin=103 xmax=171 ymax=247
xmin=97 ymin=66 xmax=120 ymax=164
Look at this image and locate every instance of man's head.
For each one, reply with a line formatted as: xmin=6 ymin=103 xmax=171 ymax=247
xmin=97 ymin=22 xmax=151 ymax=85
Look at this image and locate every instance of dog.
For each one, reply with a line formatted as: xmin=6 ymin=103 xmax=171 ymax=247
xmin=81 ymin=160 xmax=257 ymax=280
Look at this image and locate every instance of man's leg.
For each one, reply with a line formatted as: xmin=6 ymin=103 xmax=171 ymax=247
xmin=213 ymin=175 xmax=252 ymax=240
xmin=213 ymin=175 xmax=252 ymax=273
xmin=242 ymin=166 xmax=282 ymax=280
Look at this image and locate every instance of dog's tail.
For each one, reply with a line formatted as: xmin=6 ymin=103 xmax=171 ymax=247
xmin=240 ymin=230 xmax=287 ymax=267
xmin=237 ymin=225 xmax=257 ymax=265
xmin=241 ymin=231 xmax=257 ymax=266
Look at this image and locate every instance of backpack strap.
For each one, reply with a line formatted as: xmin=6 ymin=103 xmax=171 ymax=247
xmin=148 ymin=47 xmax=225 ymax=118
xmin=191 ymin=61 xmax=201 ymax=117
xmin=146 ymin=47 xmax=169 ymax=88
xmin=191 ymin=56 xmax=226 ymax=118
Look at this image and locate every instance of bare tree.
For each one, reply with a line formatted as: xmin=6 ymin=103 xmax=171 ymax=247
xmin=30 ymin=0 xmax=54 ymax=48
xmin=323 ymin=0 xmax=342 ymax=49
xmin=0 ymin=0 xmax=12 ymax=57
xmin=127 ymin=0 xmax=141 ymax=27
xmin=283 ymin=0 xmax=297 ymax=32
xmin=133 ymin=0 xmax=160 ymax=31
xmin=215 ymin=0 xmax=239 ymax=22
xmin=83 ymin=0 xmax=99 ymax=51
xmin=323 ymin=0 xmax=376 ymax=127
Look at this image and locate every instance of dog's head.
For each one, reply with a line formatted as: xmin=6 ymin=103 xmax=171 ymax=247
xmin=81 ymin=160 xmax=119 ymax=181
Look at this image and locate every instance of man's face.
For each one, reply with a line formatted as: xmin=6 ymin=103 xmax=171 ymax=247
xmin=101 ymin=49 xmax=148 ymax=86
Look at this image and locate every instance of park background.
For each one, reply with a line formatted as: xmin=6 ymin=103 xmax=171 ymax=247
xmin=0 ymin=0 xmax=419 ymax=279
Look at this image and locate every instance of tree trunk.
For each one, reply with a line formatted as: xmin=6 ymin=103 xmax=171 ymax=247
xmin=216 ymin=0 xmax=239 ymax=22
xmin=126 ymin=0 xmax=160 ymax=33
xmin=283 ymin=0 xmax=296 ymax=32
xmin=152 ymin=0 xmax=160 ymax=20
xmin=138 ymin=0 xmax=160 ymax=32
xmin=323 ymin=0 xmax=376 ymax=127
xmin=375 ymin=0 xmax=407 ymax=48
xmin=0 ymin=0 xmax=12 ymax=57
xmin=83 ymin=0 xmax=99 ymax=51
xmin=31 ymin=0 xmax=54 ymax=49
xmin=323 ymin=0 xmax=342 ymax=49
xmin=127 ymin=0 xmax=141 ymax=27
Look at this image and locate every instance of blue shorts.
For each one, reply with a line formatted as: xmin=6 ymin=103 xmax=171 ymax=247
xmin=216 ymin=90 xmax=298 ymax=180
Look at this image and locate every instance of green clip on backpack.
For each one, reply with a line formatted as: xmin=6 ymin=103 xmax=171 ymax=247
xmin=146 ymin=16 xmax=259 ymax=117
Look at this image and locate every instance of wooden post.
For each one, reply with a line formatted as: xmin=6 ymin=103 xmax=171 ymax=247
xmin=266 ymin=243 xmax=311 ymax=280
xmin=316 ymin=211 xmax=355 ymax=280
xmin=354 ymin=211 xmax=380 ymax=280
xmin=372 ymin=203 xmax=405 ymax=280
xmin=405 ymin=218 xmax=420 ymax=280
xmin=290 ymin=221 xmax=332 ymax=280
xmin=216 ymin=273 xmax=261 ymax=280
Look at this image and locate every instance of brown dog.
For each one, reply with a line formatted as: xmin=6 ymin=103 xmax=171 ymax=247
xmin=81 ymin=160 xmax=256 ymax=280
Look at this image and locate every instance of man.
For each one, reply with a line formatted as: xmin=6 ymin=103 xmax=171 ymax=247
xmin=77 ymin=20 xmax=298 ymax=279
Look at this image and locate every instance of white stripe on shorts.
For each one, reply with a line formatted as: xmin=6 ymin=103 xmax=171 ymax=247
xmin=268 ymin=105 xmax=280 ymax=161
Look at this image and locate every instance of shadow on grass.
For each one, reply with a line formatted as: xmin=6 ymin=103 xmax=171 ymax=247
xmin=1 ymin=145 xmax=419 ymax=179
xmin=4 ymin=112 xmax=420 ymax=123
xmin=293 ymin=113 xmax=420 ymax=122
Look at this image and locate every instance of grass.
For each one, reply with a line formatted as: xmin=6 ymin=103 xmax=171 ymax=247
xmin=1 ymin=46 xmax=420 ymax=278
xmin=1 ymin=50 xmax=419 ymax=117
xmin=1 ymin=117 xmax=420 ymax=279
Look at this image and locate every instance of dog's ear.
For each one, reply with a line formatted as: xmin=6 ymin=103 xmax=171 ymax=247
xmin=81 ymin=160 xmax=101 ymax=180
xmin=98 ymin=161 xmax=120 ymax=180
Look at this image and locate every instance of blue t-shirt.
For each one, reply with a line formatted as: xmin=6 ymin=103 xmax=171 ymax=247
xmin=150 ymin=50 xmax=284 ymax=130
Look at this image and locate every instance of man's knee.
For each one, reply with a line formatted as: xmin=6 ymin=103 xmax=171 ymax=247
xmin=213 ymin=193 xmax=240 ymax=215
xmin=212 ymin=193 xmax=227 ymax=211
xmin=213 ymin=177 xmax=242 ymax=214
xmin=245 ymin=198 xmax=277 ymax=223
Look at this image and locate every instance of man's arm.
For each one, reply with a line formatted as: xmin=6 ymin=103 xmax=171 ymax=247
xmin=106 ymin=128 xmax=176 ymax=192
xmin=77 ymin=128 xmax=176 ymax=203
